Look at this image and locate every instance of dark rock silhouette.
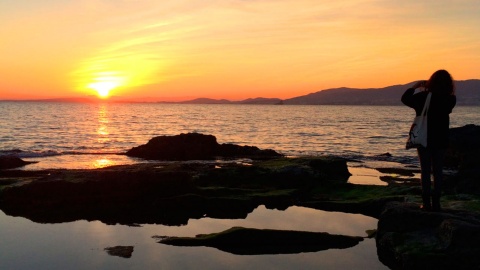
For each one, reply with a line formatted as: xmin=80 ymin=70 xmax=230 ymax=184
xmin=126 ymin=133 xmax=282 ymax=160
xmin=157 ymin=227 xmax=364 ymax=255
xmin=376 ymin=201 xmax=480 ymax=269
xmin=444 ymin=124 xmax=480 ymax=194
xmin=0 ymin=156 xmax=36 ymax=170
xmin=104 ymin=246 xmax=134 ymax=258
xmin=445 ymin=124 xmax=480 ymax=169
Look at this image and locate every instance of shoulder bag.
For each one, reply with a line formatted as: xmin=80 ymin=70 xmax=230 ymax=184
xmin=406 ymin=92 xmax=432 ymax=149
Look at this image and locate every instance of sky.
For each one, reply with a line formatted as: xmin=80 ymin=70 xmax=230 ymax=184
xmin=1 ymin=0 xmax=479 ymax=101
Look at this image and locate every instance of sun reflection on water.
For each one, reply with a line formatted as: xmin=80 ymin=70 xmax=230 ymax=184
xmin=97 ymin=105 xmax=110 ymax=143
xmin=93 ymin=158 xmax=115 ymax=168
xmin=92 ymin=105 xmax=115 ymax=168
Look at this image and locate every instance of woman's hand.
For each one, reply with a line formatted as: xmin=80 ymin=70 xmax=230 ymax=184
xmin=412 ymin=80 xmax=427 ymax=89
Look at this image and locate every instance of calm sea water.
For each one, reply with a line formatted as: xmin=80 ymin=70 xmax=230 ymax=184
xmin=0 ymin=101 xmax=478 ymax=169
xmin=1 ymin=102 xmax=478 ymax=269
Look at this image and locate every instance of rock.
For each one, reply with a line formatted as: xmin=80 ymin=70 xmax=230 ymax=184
xmin=376 ymin=201 xmax=480 ymax=269
xmin=0 ymin=157 xmax=375 ymax=226
xmin=445 ymin=124 xmax=480 ymax=170
xmin=104 ymin=246 xmax=134 ymax=258
xmin=0 ymin=156 xmax=36 ymax=170
xmin=443 ymin=125 xmax=480 ymax=194
xmin=158 ymin=227 xmax=364 ymax=255
xmin=125 ymin=133 xmax=282 ymax=160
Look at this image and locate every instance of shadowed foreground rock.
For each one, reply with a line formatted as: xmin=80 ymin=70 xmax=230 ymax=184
xmin=0 ymin=157 xmax=363 ymax=225
xmin=376 ymin=201 xmax=480 ymax=269
xmin=157 ymin=227 xmax=364 ymax=255
xmin=126 ymin=133 xmax=282 ymax=160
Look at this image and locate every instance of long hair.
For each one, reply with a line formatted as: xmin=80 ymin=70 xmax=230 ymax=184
xmin=426 ymin=69 xmax=455 ymax=95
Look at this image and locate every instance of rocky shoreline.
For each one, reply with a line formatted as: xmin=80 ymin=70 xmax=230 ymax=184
xmin=1 ymin=128 xmax=479 ymax=269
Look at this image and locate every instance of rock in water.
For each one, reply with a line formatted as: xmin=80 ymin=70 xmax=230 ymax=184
xmin=104 ymin=246 xmax=134 ymax=258
xmin=126 ymin=133 xmax=282 ymax=160
xmin=0 ymin=156 xmax=36 ymax=170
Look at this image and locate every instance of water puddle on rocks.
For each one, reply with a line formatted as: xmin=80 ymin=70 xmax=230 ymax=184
xmin=348 ymin=161 xmax=421 ymax=186
xmin=0 ymin=205 xmax=388 ymax=270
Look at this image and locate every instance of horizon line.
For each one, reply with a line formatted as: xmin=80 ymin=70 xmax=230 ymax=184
xmin=1 ymin=78 xmax=478 ymax=103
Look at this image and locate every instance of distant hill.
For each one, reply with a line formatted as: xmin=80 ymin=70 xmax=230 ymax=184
xmin=283 ymin=80 xmax=480 ymax=106
xmin=179 ymin=97 xmax=282 ymax=105
xmin=180 ymin=98 xmax=233 ymax=104
xmin=235 ymin=98 xmax=282 ymax=105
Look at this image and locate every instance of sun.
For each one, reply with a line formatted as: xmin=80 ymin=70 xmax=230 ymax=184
xmin=89 ymin=81 xmax=117 ymax=98
xmin=88 ymin=76 xmax=124 ymax=98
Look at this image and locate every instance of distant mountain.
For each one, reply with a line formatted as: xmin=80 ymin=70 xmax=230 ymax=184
xmin=179 ymin=97 xmax=282 ymax=105
xmin=180 ymin=98 xmax=232 ymax=104
xmin=236 ymin=98 xmax=283 ymax=105
xmin=283 ymin=80 xmax=480 ymax=106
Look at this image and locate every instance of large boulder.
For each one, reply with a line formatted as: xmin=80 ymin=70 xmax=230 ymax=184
xmin=126 ymin=133 xmax=282 ymax=160
xmin=444 ymin=125 xmax=480 ymax=194
xmin=376 ymin=201 xmax=480 ymax=269
xmin=445 ymin=124 xmax=480 ymax=169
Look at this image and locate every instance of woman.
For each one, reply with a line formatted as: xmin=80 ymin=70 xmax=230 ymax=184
xmin=401 ymin=70 xmax=456 ymax=211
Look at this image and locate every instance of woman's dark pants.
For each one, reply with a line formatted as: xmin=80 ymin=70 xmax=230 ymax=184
xmin=417 ymin=147 xmax=446 ymax=211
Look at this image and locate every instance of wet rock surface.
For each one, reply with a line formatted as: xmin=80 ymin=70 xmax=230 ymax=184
xmin=376 ymin=201 xmax=480 ymax=269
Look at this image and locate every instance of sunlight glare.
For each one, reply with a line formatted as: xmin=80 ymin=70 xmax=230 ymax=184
xmin=93 ymin=158 xmax=115 ymax=168
xmin=88 ymin=75 xmax=124 ymax=98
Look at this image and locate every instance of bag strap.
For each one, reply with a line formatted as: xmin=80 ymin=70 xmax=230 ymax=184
xmin=421 ymin=92 xmax=432 ymax=116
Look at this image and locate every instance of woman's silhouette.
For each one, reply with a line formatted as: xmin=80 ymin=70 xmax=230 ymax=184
xmin=401 ymin=70 xmax=456 ymax=211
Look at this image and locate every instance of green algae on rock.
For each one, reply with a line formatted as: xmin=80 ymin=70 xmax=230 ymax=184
xmin=157 ymin=227 xmax=364 ymax=255
xmin=376 ymin=201 xmax=480 ymax=269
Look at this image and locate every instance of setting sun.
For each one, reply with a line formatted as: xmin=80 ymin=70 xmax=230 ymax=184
xmin=87 ymin=75 xmax=124 ymax=98
xmin=89 ymin=81 xmax=115 ymax=98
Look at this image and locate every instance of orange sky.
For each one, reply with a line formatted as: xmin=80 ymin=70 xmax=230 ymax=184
xmin=1 ymin=0 xmax=479 ymax=101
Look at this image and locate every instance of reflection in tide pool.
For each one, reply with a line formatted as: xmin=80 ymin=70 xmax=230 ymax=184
xmin=21 ymin=154 xmax=145 ymax=170
xmin=93 ymin=157 xmax=115 ymax=168
xmin=348 ymin=167 xmax=388 ymax=186
xmin=0 ymin=206 xmax=388 ymax=270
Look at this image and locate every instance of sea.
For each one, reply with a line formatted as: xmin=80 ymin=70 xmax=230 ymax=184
xmin=1 ymin=101 xmax=479 ymax=169
xmin=0 ymin=101 xmax=479 ymax=270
